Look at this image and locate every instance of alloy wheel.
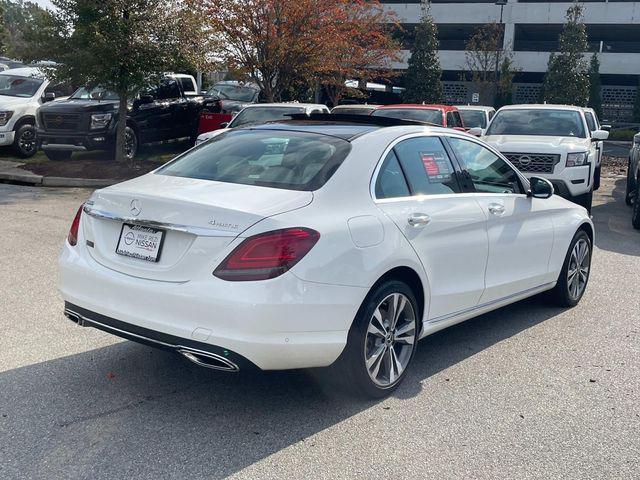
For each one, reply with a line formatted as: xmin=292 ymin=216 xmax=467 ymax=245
xmin=364 ymin=293 xmax=416 ymax=387
xmin=18 ymin=127 xmax=36 ymax=156
xmin=567 ymin=238 xmax=590 ymax=300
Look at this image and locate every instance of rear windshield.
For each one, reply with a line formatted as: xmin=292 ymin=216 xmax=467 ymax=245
xmin=157 ymin=129 xmax=351 ymax=191
xmin=458 ymin=109 xmax=487 ymax=128
xmin=486 ymin=109 xmax=586 ymax=138
xmin=331 ymin=107 xmax=374 ymax=116
xmin=372 ymin=108 xmax=443 ymax=126
xmin=229 ymin=106 xmax=306 ymax=128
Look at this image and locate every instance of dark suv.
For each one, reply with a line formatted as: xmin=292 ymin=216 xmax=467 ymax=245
xmin=36 ymin=76 xmax=204 ymax=161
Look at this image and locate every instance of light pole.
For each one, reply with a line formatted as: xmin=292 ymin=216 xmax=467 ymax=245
xmin=494 ymin=0 xmax=508 ymax=105
xmin=495 ymin=0 xmax=507 ymax=25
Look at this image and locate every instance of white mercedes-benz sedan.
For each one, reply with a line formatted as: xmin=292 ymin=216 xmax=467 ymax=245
xmin=59 ymin=114 xmax=594 ymax=398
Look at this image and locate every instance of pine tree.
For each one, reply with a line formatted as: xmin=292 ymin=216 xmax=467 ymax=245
xmin=587 ymin=53 xmax=602 ymax=118
xmin=403 ymin=0 xmax=442 ymax=103
xmin=542 ymin=4 xmax=590 ymax=106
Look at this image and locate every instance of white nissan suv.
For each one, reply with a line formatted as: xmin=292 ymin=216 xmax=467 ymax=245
xmin=471 ymin=104 xmax=609 ymax=212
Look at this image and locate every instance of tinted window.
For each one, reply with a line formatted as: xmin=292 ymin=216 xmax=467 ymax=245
xmin=393 ymin=137 xmax=460 ymax=195
xmin=157 ymin=130 xmax=351 ymax=191
xmin=0 ymin=74 xmax=43 ymax=98
xmin=331 ymin=106 xmax=375 ymax=115
xmin=584 ymin=112 xmax=597 ymax=132
xmin=446 ymin=111 xmax=463 ymax=128
xmin=449 ymin=137 xmax=522 ymax=194
xmin=177 ymin=77 xmax=195 ymax=93
xmin=229 ymin=106 xmax=306 ymax=128
xmin=150 ymin=78 xmax=181 ymax=100
xmin=45 ymin=82 xmax=74 ymax=98
xmin=372 ymin=108 xmax=443 ymax=126
xmin=375 ymin=151 xmax=410 ymax=199
xmin=70 ymin=86 xmax=119 ymax=100
xmin=459 ymin=109 xmax=487 ymax=128
xmin=486 ymin=109 xmax=586 ymax=138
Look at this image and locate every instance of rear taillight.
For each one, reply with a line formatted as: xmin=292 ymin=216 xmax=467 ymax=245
xmin=214 ymin=228 xmax=320 ymax=281
xmin=67 ymin=205 xmax=84 ymax=246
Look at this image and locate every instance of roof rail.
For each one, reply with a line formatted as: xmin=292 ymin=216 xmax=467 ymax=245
xmin=285 ymin=113 xmax=438 ymax=128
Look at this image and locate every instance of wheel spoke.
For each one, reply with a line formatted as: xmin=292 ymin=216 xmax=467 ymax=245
xmin=366 ymin=344 xmax=386 ymax=379
xmin=394 ymin=322 xmax=415 ymax=345
xmin=367 ymin=321 xmax=386 ymax=338
xmin=391 ymin=295 xmax=406 ymax=330
xmin=386 ymin=348 xmax=396 ymax=383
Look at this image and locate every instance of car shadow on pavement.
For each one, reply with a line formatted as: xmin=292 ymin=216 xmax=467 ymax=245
xmin=591 ymin=178 xmax=640 ymax=257
xmin=1 ymin=295 xmax=562 ymax=479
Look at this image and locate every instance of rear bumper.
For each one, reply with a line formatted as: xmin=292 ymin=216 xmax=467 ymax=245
xmin=58 ymin=240 xmax=366 ymax=371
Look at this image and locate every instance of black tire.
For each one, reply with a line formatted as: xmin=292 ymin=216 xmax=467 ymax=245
xmin=632 ymin=184 xmax=640 ymax=230
xmin=333 ymin=279 xmax=420 ymax=399
xmin=44 ymin=150 xmax=73 ymax=161
xmin=626 ymin=159 xmax=636 ymax=206
xmin=550 ymin=230 xmax=592 ymax=308
xmin=593 ymin=166 xmax=601 ymax=191
xmin=574 ymin=189 xmax=593 ymax=214
xmin=124 ymin=125 xmax=138 ymax=161
xmin=12 ymin=124 xmax=38 ymax=158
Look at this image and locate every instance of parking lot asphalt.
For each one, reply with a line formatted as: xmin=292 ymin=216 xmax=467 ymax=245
xmin=1 ymin=177 xmax=639 ymax=480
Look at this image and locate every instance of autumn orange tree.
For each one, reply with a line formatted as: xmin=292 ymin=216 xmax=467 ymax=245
xmin=206 ymin=0 xmax=399 ymax=104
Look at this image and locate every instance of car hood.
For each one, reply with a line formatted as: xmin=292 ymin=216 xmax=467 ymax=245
xmin=0 ymin=95 xmax=34 ymax=108
xmin=39 ymin=99 xmax=119 ymax=114
xmin=483 ymin=135 xmax=591 ymax=152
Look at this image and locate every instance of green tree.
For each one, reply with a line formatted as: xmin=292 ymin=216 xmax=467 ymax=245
xmin=0 ymin=2 xmax=7 ymax=55
xmin=495 ymin=57 xmax=516 ymax=108
xmin=587 ymin=53 xmax=602 ymax=118
xmin=542 ymin=4 xmax=590 ymax=106
xmin=403 ymin=0 xmax=442 ymax=104
xmin=0 ymin=0 xmax=51 ymax=59
xmin=25 ymin=0 xmax=207 ymax=163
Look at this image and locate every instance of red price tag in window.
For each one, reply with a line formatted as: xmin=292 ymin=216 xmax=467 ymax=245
xmin=421 ymin=153 xmax=440 ymax=176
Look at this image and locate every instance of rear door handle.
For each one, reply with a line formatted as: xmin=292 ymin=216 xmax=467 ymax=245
xmin=488 ymin=203 xmax=505 ymax=215
xmin=407 ymin=213 xmax=431 ymax=227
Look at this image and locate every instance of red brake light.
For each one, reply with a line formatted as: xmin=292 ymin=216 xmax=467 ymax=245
xmin=67 ymin=205 xmax=84 ymax=246
xmin=214 ymin=228 xmax=320 ymax=281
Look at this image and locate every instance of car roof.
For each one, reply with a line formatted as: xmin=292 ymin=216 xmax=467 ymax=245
xmin=498 ymin=104 xmax=584 ymax=112
xmin=377 ymin=104 xmax=458 ymax=111
xmin=242 ymin=103 xmax=327 ymax=109
xmin=0 ymin=66 xmax=45 ymax=78
xmin=455 ymin=105 xmax=495 ymax=112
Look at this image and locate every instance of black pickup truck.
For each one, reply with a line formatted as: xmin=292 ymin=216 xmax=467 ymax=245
xmin=36 ymin=75 xmax=204 ymax=161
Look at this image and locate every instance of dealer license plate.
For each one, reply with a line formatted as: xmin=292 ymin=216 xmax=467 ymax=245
xmin=116 ymin=223 xmax=165 ymax=262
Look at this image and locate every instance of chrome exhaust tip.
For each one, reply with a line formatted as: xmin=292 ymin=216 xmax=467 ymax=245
xmin=178 ymin=348 xmax=239 ymax=372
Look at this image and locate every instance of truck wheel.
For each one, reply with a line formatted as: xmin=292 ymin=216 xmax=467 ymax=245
xmin=632 ymin=186 xmax=640 ymax=230
xmin=12 ymin=124 xmax=37 ymax=158
xmin=44 ymin=150 xmax=73 ymax=161
xmin=574 ymin=189 xmax=593 ymax=214
xmin=124 ymin=126 xmax=138 ymax=161
xmin=593 ymin=166 xmax=601 ymax=191
xmin=626 ymin=159 xmax=635 ymax=206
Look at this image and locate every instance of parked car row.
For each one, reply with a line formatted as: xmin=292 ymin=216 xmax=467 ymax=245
xmin=60 ymin=113 xmax=594 ymax=398
xmin=626 ymin=131 xmax=640 ymax=229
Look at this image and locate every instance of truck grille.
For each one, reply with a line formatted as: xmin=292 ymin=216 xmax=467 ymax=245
xmin=503 ymin=153 xmax=561 ymax=174
xmin=42 ymin=113 xmax=82 ymax=132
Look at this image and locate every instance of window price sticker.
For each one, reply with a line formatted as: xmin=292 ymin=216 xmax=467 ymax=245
xmin=420 ymin=152 xmax=452 ymax=183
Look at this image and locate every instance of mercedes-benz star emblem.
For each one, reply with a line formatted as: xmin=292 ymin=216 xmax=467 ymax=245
xmin=130 ymin=199 xmax=142 ymax=217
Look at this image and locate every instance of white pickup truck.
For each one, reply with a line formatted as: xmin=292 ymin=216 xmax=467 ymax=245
xmin=0 ymin=67 xmax=73 ymax=158
xmin=471 ymin=104 xmax=608 ymax=212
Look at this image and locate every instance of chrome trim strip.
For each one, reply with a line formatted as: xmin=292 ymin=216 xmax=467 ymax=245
xmin=82 ymin=205 xmax=238 ymax=237
xmin=64 ymin=308 xmax=239 ymax=372
xmin=427 ymin=282 xmax=555 ymax=325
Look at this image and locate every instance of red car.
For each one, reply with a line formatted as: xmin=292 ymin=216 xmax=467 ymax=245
xmin=371 ymin=104 xmax=467 ymax=131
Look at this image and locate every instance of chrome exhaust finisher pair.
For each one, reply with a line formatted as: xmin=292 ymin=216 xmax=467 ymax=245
xmin=64 ymin=307 xmax=240 ymax=372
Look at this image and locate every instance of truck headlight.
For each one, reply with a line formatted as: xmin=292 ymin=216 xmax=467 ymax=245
xmin=0 ymin=111 xmax=14 ymax=127
xmin=566 ymin=152 xmax=588 ymax=167
xmin=90 ymin=113 xmax=113 ymax=130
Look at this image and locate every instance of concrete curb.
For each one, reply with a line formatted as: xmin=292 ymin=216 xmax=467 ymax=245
xmin=0 ymin=171 xmax=118 ymax=188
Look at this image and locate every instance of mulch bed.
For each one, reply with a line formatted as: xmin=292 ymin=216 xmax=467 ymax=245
xmin=20 ymin=158 xmax=162 ymax=180
xmin=601 ymin=155 xmax=628 ymax=177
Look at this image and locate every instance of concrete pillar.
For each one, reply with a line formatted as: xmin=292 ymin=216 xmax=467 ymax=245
xmin=503 ymin=22 xmax=515 ymax=51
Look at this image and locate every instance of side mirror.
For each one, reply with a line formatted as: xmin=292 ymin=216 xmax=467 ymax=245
xmin=591 ymin=129 xmax=609 ymax=141
xmin=527 ymin=176 xmax=554 ymax=199
xmin=43 ymin=92 xmax=55 ymax=103
xmin=600 ymin=124 xmax=611 ymax=132
xmin=633 ymin=133 xmax=640 ymax=146
xmin=219 ymin=122 xmax=229 ymax=128
xmin=468 ymin=127 xmax=484 ymax=137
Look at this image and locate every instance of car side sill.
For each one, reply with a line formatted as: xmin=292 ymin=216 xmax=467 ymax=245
xmin=419 ymin=282 xmax=556 ymax=339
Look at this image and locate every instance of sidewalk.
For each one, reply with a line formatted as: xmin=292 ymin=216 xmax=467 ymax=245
xmin=0 ymin=160 xmax=116 ymax=187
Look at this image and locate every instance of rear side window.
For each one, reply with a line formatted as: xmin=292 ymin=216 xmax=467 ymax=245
xmin=178 ymin=77 xmax=195 ymax=93
xmin=393 ymin=137 xmax=460 ymax=195
xmin=446 ymin=111 xmax=463 ymax=128
xmin=157 ymin=129 xmax=351 ymax=191
xmin=375 ymin=151 xmax=410 ymax=199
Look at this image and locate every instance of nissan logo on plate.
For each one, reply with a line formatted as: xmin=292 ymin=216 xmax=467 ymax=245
xmin=130 ymin=199 xmax=142 ymax=217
